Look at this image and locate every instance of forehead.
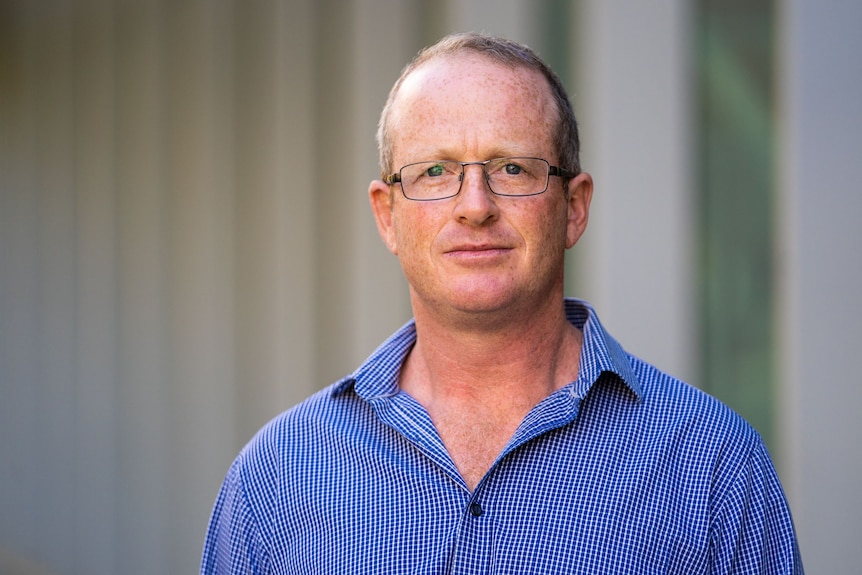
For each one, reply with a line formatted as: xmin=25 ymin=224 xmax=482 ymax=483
xmin=390 ymin=53 xmax=557 ymax=162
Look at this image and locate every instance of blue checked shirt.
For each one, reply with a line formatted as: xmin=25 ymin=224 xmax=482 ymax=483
xmin=202 ymin=299 xmax=802 ymax=574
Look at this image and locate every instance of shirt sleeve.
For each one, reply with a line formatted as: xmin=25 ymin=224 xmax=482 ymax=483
xmin=709 ymin=440 xmax=804 ymax=574
xmin=200 ymin=458 xmax=271 ymax=575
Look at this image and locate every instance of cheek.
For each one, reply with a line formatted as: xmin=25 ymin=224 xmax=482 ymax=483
xmin=521 ymin=207 xmax=571 ymax=271
xmin=514 ymin=199 xmax=567 ymax=246
xmin=392 ymin=204 xmax=440 ymax=257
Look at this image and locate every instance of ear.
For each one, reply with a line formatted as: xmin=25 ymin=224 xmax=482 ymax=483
xmin=565 ymin=172 xmax=593 ymax=249
xmin=369 ymin=179 xmax=398 ymax=254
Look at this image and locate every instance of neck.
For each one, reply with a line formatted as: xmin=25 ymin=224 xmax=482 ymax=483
xmin=401 ymin=295 xmax=582 ymax=410
xmin=399 ymin=294 xmax=582 ymax=491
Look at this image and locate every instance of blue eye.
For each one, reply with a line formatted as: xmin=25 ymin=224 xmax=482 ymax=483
xmin=504 ymin=163 xmax=523 ymax=175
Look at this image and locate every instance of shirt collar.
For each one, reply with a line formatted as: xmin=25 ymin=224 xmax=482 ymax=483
xmin=332 ymin=298 xmax=642 ymax=402
xmin=565 ymin=298 xmax=643 ymax=401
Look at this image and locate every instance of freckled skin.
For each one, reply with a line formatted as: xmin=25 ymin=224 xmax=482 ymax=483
xmin=368 ymin=53 xmax=593 ymax=488
xmin=370 ymin=53 xmax=592 ymax=332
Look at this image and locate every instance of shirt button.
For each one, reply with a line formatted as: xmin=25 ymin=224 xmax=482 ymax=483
xmin=470 ymin=503 xmax=483 ymax=517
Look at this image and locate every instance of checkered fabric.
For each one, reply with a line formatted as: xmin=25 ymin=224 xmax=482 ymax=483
xmin=201 ymin=299 xmax=802 ymax=574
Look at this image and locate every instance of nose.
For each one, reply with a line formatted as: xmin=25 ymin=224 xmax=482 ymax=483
xmin=452 ymin=163 xmax=499 ymax=225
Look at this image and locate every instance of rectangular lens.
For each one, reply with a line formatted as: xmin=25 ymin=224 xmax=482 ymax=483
xmin=486 ymin=157 xmax=547 ymax=196
xmin=401 ymin=161 xmax=460 ymax=199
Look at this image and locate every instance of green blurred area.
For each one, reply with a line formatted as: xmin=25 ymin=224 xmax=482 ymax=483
xmin=696 ymin=0 xmax=776 ymax=454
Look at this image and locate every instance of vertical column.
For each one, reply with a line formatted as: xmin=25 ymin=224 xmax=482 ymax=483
xmin=0 ymin=0 xmax=42 ymax=562
xmin=73 ymin=0 xmax=117 ymax=572
xmin=313 ymin=0 xmax=419 ymax=385
xmin=575 ymin=0 xmax=696 ymax=382
xmin=115 ymin=0 xmax=168 ymax=571
xmin=232 ymin=0 xmax=316 ymax=447
xmin=275 ymin=0 xmax=318 ymax=408
xmin=445 ymin=0 xmax=539 ymax=43
xmin=162 ymin=0 xmax=236 ymax=571
xmin=776 ymin=1 xmax=862 ymax=572
xmin=312 ymin=0 xmax=360 ymax=385
xmin=351 ymin=0 xmax=421 ymax=366
xmin=31 ymin=1 xmax=78 ymax=570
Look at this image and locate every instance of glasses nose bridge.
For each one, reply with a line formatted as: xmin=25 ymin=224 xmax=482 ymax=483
xmin=457 ymin=160 xmax=492 ymax=187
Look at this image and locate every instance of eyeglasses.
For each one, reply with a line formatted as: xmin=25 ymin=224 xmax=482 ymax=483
xmin=384 ymin=157 xmax=576 ymax=201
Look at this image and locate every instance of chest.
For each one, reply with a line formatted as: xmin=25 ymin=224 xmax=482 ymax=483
xmin=431 ymin=411 xmax=519 ymax=491
xmin=270 ymin=418 xmax=711 ymax=575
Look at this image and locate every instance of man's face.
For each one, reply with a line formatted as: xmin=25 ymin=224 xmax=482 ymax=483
xmin=369 ymin=53 xmax=591 ymax=324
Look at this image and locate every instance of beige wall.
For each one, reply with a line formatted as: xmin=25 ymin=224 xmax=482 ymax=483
xmin=576 ymin=0 xmax=695 ymax=382
xmin=0 ymin=1 xmax=412 ymax=572
xmin=1 ymin=0 xmax=860 ymax=573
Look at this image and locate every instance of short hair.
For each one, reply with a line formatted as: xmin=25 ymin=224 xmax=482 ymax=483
xmin=376 ymin=32 xmax=581 ymax=181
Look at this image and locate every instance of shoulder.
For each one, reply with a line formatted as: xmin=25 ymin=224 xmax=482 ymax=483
xmin=234 ymin=381 xmax=370 ymax=483
xmin=577 ymin=345 xmax=766 ymax=497
xmin=628 ymin=359 xmax=805 ymax=571
xmin=631 ymin=354 xmax=755 ymax=439
xmin=202 ymin=383 xmax=373 ymax=572
xmin=631 ymin=354 xmax=759 ymax=447
xmin=624 ymin=354 xmax=772 ymax=500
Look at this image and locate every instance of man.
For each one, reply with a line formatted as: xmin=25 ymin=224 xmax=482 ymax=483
xmin=202 ymin=33 xmax=802 ymax=574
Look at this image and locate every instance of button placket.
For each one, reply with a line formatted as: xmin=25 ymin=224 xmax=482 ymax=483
xmin=448 ymin=494 xmax=494 ymax=574
xmin=470 ymin=502 xmax=483 ymax=517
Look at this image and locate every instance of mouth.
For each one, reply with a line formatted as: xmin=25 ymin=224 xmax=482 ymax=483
xmin=443 ymin=244 xmax=512 ymax=261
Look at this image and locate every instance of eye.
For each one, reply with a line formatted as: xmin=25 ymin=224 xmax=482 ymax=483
xmin=425 ymin=164 xmax=445 ymax=177
xmin=504 ymin=162 xmax=524 ymax=175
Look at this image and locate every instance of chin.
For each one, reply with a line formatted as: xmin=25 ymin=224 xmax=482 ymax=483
xmin=445 ymin=286 xmax=525 ymax=316
xmin=409 ymin=268 xmax=556 ymax=319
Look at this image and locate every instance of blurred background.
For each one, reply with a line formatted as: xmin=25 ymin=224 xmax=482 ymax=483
xmin=1 ymin=0 xmax=859 ymax=573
